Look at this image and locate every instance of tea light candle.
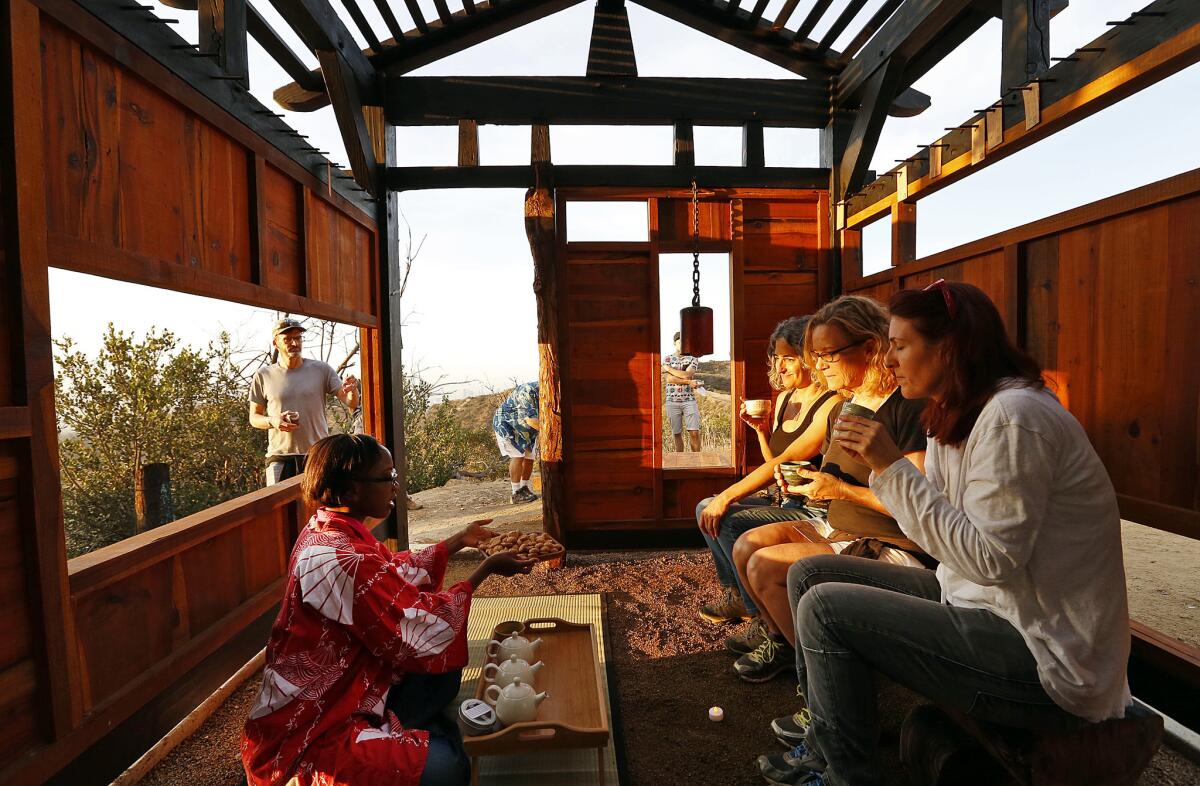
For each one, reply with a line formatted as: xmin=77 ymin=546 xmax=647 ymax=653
xmin=708 ymin=706 xmax=724 ymax=722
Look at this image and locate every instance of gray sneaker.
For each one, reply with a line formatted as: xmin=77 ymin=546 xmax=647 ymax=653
xmin=699 ymin=586 xmax=752 ymax=624
xmin=510 ymin=487 xmax=538 ymax=504
xmin=725 ymin=617 xmax=769 ymax=655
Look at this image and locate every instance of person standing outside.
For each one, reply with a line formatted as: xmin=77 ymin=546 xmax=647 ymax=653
xmin=249 ymin=318 xmax=360 ymax=485
xmin=664 ymin=331 xmax=702 ymax=452
xmin=492 ymin=382 xmax=540 ymax=504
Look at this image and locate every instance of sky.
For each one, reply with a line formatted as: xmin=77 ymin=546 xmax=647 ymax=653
xmin=48 ymin=0 xmax=1200 ymax=397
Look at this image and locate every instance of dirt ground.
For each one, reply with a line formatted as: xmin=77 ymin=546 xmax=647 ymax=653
xmin=140 ymin=480 xmax=1200 ymax=786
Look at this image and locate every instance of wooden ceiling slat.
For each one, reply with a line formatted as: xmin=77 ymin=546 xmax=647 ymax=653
xmin=790 ymin=0 xmax=834 ymax=38
xmin=369 ymin=0 xmax=408 ymax=41
xmin=432 ymin=0 xmax=455 ymax=25
xmin=747 ymin=0 xmax=769 ymax=23
xmin=401 ymin=0 xmax=430 ymax=33
xmin=340 ymin=0 xmax=386 ymax=51
xmin=816 ymin=0 xmax=867 ymax=53
xmin=839 ymin=0 xmax=903 ymax=59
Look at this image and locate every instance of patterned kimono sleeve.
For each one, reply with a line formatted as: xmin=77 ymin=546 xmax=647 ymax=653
xmin=351 ymin=549 xmax=473 ymax=675
xmin=387 ymin=541 xmax=450 ymax=592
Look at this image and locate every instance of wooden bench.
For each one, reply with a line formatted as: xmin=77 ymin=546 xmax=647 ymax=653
xmin=900 ymin=702 xmax=1164 ymax=786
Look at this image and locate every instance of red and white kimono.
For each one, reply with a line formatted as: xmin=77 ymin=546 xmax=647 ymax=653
xmin=242 ymin=508 xmax=473 ymax=786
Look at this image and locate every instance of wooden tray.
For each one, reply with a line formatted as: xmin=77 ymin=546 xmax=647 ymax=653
xmin=465 ymin=617 xmax=610 ymax=756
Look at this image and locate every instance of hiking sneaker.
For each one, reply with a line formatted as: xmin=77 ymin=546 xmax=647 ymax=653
xmin=771 ymin=707 xmax=812 ymax=748
xmin=699 ymin=586 xmax=753 ymax=624
xmin=510 ymin=487 xmax=538 ymax=504
xmin=756 ymin=741 xmax=826 ymax=785
xmin=725 ymin=616 xmax=769 ymax=655
xmin=734 ymin=636 xmax=794 ymax=683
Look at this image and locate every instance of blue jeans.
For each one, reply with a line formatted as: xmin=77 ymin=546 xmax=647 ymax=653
xmin=386 ymin=671 xmax=471 ymax=786
xmin=787 ymin=555 xmax=1085 ymax=786
xmin=696 ymin=495 xmax=816 ymax=615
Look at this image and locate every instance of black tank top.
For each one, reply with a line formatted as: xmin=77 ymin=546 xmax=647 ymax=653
xmin=767 ymin=390 xmax=837 ymax=458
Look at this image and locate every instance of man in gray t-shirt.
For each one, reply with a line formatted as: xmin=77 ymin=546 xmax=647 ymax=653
xmin=249 ymin=318 xmax=359 ymax=485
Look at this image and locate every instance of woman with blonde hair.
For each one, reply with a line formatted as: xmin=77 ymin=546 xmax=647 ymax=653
xmin=696 ymin=317 xmax=840 ymax=632
xmin=723 ymin=295 xmax=929 ymax=686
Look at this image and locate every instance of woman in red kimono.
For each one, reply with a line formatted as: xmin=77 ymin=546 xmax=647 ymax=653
xmin=242 ymin=433 xmax=535 ymax=786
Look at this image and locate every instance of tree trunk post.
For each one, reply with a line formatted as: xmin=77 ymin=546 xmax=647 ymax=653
xmin=135 ymin=462 xmax=174 ymax=532
xmin=525 ymin=161 xmax=565 ymax=552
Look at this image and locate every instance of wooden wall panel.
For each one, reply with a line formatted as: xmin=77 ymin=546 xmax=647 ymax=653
xmin=561 ymin=252 xmax=657 ymax=529
xmin=656 ymin=199 xmax=730 ymax=244
xmin=37 ymin=17 xmax=377 ymax=327
xmin=845 ymin=170 xmax=1200 ymax=538
xmin=260 ymin=163 xmax=304 ymax=296
xmin=740 ymin=196 xmax=823 ymax=269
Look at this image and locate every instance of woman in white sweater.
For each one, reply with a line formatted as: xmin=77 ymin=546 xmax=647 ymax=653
xmin=755 ymin=281 xmax=1130 ymax=786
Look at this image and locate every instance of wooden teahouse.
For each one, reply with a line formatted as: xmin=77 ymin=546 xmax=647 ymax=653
xmin=1 ymin=0 xmax=1198 ymax=781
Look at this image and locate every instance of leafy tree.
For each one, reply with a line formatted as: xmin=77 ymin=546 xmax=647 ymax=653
xmin=55 ymin=326 xmax=264 ymax=557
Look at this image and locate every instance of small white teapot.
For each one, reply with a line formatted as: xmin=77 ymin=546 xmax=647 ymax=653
xmin=486 ymin=631 xmax=542 ymax=663
xmin=483 ymin=655 xmax=544 ymax=688
xmin=483 ymin=678 xmax=549 ymax=725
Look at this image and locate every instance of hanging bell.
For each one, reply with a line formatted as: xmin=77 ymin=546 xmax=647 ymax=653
xmin=680 ymin=305 xmax=713 ymax=357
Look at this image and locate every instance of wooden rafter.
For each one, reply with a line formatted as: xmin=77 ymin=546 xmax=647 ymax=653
xmin=265 ymin=0 xmax=377 ymax=100
xmin=276 ymin=0 xmax=584 ymax=111
xmin=816 ymin=0 xmax=868 ymax=53
xmin=837 ymin=0 xmax=989 ymax=106
xmin=384 ymin=75 xmax=829 ymax=126
xmin=339 ymin=0 xmax=385 ymax=52
xmin=199 ymin=0 xmax=248 ymax=84
xmin=586 ymin=0 xmax=637 ymax=77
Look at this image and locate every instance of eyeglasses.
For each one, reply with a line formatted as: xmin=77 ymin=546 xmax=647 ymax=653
xmin=358 ymin=468 xmax=399 ymax=485
xmin=923 ymin=278 xmax=957 ymax=319
xmin=810 ymin=339 xmax=867 ymax=364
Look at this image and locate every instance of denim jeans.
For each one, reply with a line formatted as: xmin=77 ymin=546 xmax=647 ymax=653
xmin=386 ymin=671 xmax=471 ymax=786
xmin=786 ymin=555 xmax=1086 ymax=786
xmin=696 ymin=495 xmax=817 ymax=615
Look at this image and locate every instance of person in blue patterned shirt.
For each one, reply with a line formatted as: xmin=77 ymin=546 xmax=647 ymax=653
xmin=664 ymin=332 xmax=703 ymax=452
xmin=492 ymin=382 xmax=540 ymax=504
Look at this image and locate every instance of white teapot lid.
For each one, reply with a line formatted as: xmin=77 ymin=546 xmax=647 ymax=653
xmin=502 ymin=678 xmax=534 ymax=698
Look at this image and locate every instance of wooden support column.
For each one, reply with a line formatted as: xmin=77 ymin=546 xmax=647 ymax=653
xmin=822 ymin=107 xmax=854 ymax=296
xmin=199 ymin=0 xmax=248 ymax=87
xmin=673 ymin=120 xmax=694 ymax=168
xmin=891 ymin=200 xmax=915 ymax=266
xmin=1001 ymin=0 xmax=1049 ymax=127
xmin=2 ymin=0 xmax=83 ymax=735
xmin=525 ymin=168 xmax=564 ymax=546
xmin=741 ymin=119 xmax=764 ymax=168
xmin=365 ymin=106 xmax=407 ymax=549
xmin=531 ymin=123 xmax=551 ymax=164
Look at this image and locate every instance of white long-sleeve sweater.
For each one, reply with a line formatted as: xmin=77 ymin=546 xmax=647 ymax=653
xmin=871 ymin=385 xmax=1131 ymax=722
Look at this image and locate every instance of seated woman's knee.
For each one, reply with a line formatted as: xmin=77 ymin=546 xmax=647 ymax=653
xmin=695 ymin=496 xmax=716 ymax=523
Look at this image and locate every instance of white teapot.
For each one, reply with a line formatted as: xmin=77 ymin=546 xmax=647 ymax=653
xmin=486 ymin=631 xmax=542 ymax=663
xmin=483 ymin=655 xmax=544 ymax=688
xmin=483 ymin=678 xmax=549 ymax=725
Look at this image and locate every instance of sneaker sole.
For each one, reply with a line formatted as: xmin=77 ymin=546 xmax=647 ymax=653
xmin=770 ymin=722 xmax=808 ymax=749
xmin=696 ymin=612 xmax=748 ymax=624
xmin=755 ymin=755 xmax=805 ymax=786
xmin=734 ymin=661 xmax=792 ymax=683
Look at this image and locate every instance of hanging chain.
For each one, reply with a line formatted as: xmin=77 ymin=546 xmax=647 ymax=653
xmin=691 ymin=178 xmax=702 ymax=308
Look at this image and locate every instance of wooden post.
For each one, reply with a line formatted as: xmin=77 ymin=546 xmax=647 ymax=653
xmin=673 ymin=121 xmax=694 ymax=168
xmin=741 ymin=119 xmax=764 ymax=168
xmin=458 ymin=119 xmax=479 ymax=167
xmin=365 ymin=105 xmax=407 ymax=550
xmin=525 ymin=165 xmax=565 ymax=546
xmin=135 ymin=463 xmax=175 ymax=532
xmin=199 ymin=0 xmax=248 ymax=88
xmin=891 ymin=200 xmax=916 ymax=266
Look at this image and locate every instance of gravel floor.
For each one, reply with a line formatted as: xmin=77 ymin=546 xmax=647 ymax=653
xmin=142 ymin=549 xmax=1200 ymax=786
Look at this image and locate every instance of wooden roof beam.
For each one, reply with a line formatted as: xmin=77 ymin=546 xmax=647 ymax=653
xmin=383 ymin=76 xmax=830 ymax=126
xmin=586 ymin=0 xmax=638 ymax=76
xmin=275 ymin=0 xmax=585 ymax=111
xmin=837 ymin=56 xmax=906 ymax=199
xmin=387 ymin=164 xmax=831 ymax=190
xmin=839 ymin=0 xmax=1200 ymax=226
xmin=837 ymin=0 xmax=991 ymax=106
xmin=264 ymin=0 xmax=378 ymax=101
xmin=318 ymin=47 xmax=379 ymax=195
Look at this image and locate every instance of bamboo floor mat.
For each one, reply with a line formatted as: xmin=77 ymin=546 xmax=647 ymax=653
xmin=455 ymin=594 xmax=620 ymax=786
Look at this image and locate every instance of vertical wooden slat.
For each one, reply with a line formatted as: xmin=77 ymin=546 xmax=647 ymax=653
xmin=891 ymin=200 xmax=916 ymax=266
xmin=199 ymin=0 xmax=248 ymax=87
xmin=3 ymin=0 xmax=82 ymax=735
xmin=531 ymin=123 xmax=551 ymax=164
xmin=673 ymin=121 xmax=694 ymax=168
xmin=458 ymin=119 xmax=479 ymax=167
xmin=249 ymin=154 xmax=267 ymax=286
xmin=741 ymin=120 xmax=764 ymax=169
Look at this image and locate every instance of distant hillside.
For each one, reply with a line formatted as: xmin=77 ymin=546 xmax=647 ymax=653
xmin=429 ymin=360 xmax=732 ymax=429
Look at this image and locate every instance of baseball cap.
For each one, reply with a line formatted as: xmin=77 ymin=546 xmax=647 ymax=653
xmin=272 ymin=318 xmax=307 ymax=338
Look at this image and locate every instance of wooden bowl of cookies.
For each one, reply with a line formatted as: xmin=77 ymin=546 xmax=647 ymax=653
xmin=479 ymin=531 xmax=565 ymax=562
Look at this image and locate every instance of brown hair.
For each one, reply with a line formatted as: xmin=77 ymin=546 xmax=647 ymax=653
xmin=767 ymin=316 xmax=827 ymax=392
xmin=303 ymin=434 xmax=386 ymax=507
xmin=889 ymin=282 xmax=1043 ymax=447
xmin=804 ymin=295 xmax=894 ymax=398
